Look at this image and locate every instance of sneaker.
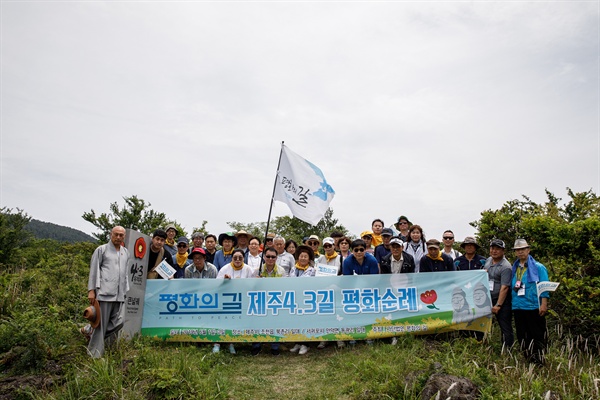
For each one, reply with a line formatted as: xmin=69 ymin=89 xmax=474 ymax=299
xmin=271 ymin=348 xmax=280 ymax=356
xmin=289 ymin=344 xmax=301 ymax=353
xmin=299 ymin=345 xmax=309 ymax=355
xmin=349 ymin=340 xmax=356 ymax=346
xmin=337 ymin=341 xmax=345 ymax=349
xmin=366 ymin=340 xmax=374 ymax=346
xmin=317 ymin=341 xmax=326 ymax=349
xmin=212 ymin=344 xmax=220 ymax=353
xmin=228 ymin=344 xmax=236 ymax=354
xmin=251 ymin=346 xmax=261 ymax=356
xmin=391 ymin=337 xmax=398 ymax=346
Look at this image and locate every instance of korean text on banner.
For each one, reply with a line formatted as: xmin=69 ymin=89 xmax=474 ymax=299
xmin=273 ymin=145 xmax=335 ymax=225
xmin=141 ymin=270 xmax=493 ymax=342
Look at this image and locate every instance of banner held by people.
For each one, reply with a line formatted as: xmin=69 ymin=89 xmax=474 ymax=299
xmin=273 ymin=144 xmax=335 ymax=225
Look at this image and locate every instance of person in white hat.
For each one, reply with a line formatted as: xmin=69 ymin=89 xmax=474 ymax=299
xmin=511 ymin=239 xmax=550 ymax=364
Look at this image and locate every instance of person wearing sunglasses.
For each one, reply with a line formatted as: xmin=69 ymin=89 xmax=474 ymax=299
xmin=306 ymin=235 xmax=321 ymax=259
xmin=215 ymin=248 xmax=254 ymax=354
xmin=251 ymin=247 xmax=287 ymax=356
xmin=173 ymin=237 xmax=193 ymax=279
xmin=342 ymin=239 xmax=379 ymax=276
xmin=441 ymin=230 xmax=462 ymax=260
xmin=392 ymin=216 xmax=412 ymax=241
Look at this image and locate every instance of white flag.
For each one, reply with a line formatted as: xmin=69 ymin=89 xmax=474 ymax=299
xmin=273 ymin=145 xmax=335 ymax=225
xmin=536 ymin=281 xmax=560 ymax=295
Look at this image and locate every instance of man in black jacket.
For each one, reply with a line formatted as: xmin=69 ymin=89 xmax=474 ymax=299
xmin=419 ymin=239 xmax=455 ymax=272
xmin=380 ymin=237 xmax=415 ymax=274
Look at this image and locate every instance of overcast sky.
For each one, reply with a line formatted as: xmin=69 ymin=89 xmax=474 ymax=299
xmin=1 ymin=1 xmax=598 ymax=242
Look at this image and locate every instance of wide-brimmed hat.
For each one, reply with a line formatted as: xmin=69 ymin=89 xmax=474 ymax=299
xmin=218 ymin=232 xmax=238 ymax=247
xmin=83 ymin=298 xmax=101 ymax=329
xmin=395 ymin=216 xmax=412 ymax=227
xmin=460 ymin=236 xmax=481 ymax=249
xmin=295 ymin=245 xmax=315 ymax=261
xmin=164 ymin=224 xmax=178 ymax=234
xmin=307 ymin=235 xmax=320 ymax=244
xmin=188 ymin=247 xmax=206 ymax=259
xmin=512 ymin=239 xmax=530 ymax=250
xmin=235 ymin=230 xmax=252 ymax=239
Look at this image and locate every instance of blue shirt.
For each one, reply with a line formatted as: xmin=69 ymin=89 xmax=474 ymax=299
xmin=511 ymin=260 xmax=550 ymax=310
xmin=342 ymin=253 xmax=379 ymax=275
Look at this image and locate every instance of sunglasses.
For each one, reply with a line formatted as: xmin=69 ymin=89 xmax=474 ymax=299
xmin=353 ymin=248 xmax=365 ymax=253
xmin=399 ymin=221 xmax=409 ymax=225
xmin=177 ymin=244 xmax=188 ymax=248
xmin=443 ymin=237 xmax=454 ymax=240
xmin=264 ymin=255 xmax=277 ymax=259
xmin=323 ymin=244 xmax=333 ymax=248
xmin=308 ymin=241 xmax=319 ymax=245
xmin=232 ymin=256 xmax=244 ymax=260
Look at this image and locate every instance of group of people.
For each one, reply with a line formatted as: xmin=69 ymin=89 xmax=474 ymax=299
xmin=85 ymin=217 xmax=551 ymax=364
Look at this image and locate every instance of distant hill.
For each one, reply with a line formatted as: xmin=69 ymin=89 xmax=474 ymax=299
xmin=26 ymin=219 xmax=97 ymax=243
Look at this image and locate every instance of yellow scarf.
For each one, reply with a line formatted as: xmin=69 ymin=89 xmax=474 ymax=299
xmin=325 ymin=251 xmax=339 ymax=262
xmin=230 ymin=261 xmax=244 ymax=271
xmin=223 ymin=248 xmax=234 ymax=256
xmin=314 ymin=251 xmax=320 ymax=257
xmin=165 ymin=238 xmax=175 ymax=247
xmin=175 ymin=253 xmax=188 ymax=267
xmin=295 ymin=261 xmax=309 ymax=271
xmin=427 ymin=253 xmax=443 ymax=261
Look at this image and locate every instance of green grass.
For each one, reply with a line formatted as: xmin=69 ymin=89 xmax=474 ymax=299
xmin=33 ymin=327 xmax=599 ymax=400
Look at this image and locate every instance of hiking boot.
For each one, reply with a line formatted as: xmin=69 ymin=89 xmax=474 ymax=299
xmin=212 ymin=344 xmax=220 ymax=353
xmin=228 ymin=344 xmax=236 ymax=354
xmin=299 ymin=345 xmax=309 ymax=355
xmin=271 ymin=348 xmax=280 ymax=356
xmin=317 ymin=341 xmax=326 ymax=349
xmin=289 ymin=344 xmax=301 ymax=353
xmin=391 ymin=337 xmax=398 ymax=346
xmin=337 ymin=341 xmax=345 ymax=348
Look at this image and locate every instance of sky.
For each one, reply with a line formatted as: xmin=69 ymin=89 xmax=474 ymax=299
xmin=1 ymin=1 xmax=598 ymax=243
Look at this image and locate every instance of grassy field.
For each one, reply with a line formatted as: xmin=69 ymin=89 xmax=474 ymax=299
xmin=31 ymin=326 xmax=599 ymax=400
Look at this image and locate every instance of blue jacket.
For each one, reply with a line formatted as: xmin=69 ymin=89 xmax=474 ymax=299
xmin=213 ymin=250 xmax=233 ymax=271
xmin=342 ymin=253 xmax=379 ymax=275
xmin=374 ymin=244 xmax=391 ymax=264
xmin=511 ymin=258 xmax=550 ymax=310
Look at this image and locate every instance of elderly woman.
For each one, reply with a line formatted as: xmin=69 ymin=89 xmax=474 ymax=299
xmin=289 ymin=245 xmax=316 ymax=355
xmin=214 ymin=249 xmax=254 ymax=354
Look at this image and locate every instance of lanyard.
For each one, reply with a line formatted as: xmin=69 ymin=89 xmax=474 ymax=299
xmin=516 ymin=266 xmax=527 ymax=282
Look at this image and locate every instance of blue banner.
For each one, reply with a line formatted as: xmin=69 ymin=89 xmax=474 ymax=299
xmin=141 ymin=270 xmax=492 ymax=342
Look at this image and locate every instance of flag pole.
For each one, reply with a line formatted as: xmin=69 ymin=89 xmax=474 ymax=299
xmin=259 ymin=141 xmax=285 ymax=276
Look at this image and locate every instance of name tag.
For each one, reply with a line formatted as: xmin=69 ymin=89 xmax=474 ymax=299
xmin=489 ymin=280 xmax=494 ymax=291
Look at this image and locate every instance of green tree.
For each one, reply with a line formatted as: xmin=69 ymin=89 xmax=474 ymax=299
xmin=470 ymin=188 xmax=600 ymax=336
xmin=82 ymin=195 xmax=185 ymax=243
xmin=226 ymin=208 xmax=349 ymax=245
xmin=0 ymin=208 xmax=33 ymax=265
